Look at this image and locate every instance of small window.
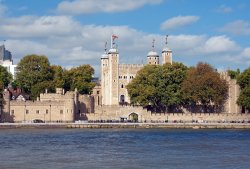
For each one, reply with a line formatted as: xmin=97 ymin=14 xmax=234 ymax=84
xmin=60 ymin=110 xmax=63 ymax=114
xmin=46 ymin=109 xmax=49 ymax=114
xmin=11 ymin=110 xmax=14 ymax=116
xmin=26 ymin=110 xmax=29 ymax=114
xmin=121 ymin=84 xmax=124 ymax=88
xmin=97 ymin=91 xmax=100 ymax=94
xmin=36 ymin=110 xmax=39 ymax=114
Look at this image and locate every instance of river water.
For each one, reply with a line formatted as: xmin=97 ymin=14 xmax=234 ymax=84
xmin=0 ymin=128 xmax=249 ymax=169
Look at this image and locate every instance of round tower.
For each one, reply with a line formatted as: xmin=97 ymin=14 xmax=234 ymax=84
xmin=162 ymin=35 xmax=172 ymax=65
xmin=147 ymin=39 xmax=159 ymax=65
xmin=101 ymin=42 xmax=109 ymax=105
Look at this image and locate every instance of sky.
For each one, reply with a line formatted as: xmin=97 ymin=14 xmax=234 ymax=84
xmin=0 ymin=0 xmax=250 ymax=76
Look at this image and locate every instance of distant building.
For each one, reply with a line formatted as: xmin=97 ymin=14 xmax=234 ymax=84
xmin=0 ymin=45 xmax=17 ymax=79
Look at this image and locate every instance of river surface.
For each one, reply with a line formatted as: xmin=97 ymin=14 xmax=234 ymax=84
xmin=0 ymin=128 xmax=249 ymax=169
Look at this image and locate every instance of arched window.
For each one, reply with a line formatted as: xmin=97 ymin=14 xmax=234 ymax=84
xmin=121 ymin=84 xmax=124 ymax=88
xmin=120 ymin=95 xmax=125 ymax=103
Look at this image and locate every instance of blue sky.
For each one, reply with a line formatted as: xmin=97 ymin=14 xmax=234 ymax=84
xmin=0 ymin=0 xmax=250 ymax=76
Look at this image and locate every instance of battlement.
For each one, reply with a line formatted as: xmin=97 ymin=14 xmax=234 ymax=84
xmin=10 ymin=100 xmax=65 ymax=106
xmin=119 ymin=64 xmax=144 ymax=69
xmin=39 ymin=91 xmax=74 ymax=101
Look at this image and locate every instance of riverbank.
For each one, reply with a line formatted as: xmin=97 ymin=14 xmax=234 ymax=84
xmin=1 ymin=122 xmax=250 ymax=129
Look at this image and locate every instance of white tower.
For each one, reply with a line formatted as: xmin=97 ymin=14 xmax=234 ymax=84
xmin=147 ymin=39 xmax=159 ymax=65
xmin=162 ymin=35 xmax=172 ymax=65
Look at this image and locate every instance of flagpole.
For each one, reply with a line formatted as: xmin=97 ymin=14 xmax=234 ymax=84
xmin=111 ymin=35 xmax=113 ymax=49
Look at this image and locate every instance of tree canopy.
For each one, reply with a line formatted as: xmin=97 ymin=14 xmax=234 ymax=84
xmin=127 ymin=63 xmax=188 ymax=112
xmin=16 ymin=55 xmax=53 ymax=96
xmin=181 ymin=62 xmax=228 ymax=112
xmin=237 ymin=67 xmax=250 ymax=110
xmin=0 ymin=65 xmax=12 ymax=91
xmin=237 ymin=67 xmax=250 ymax=89
xmin=65 ymin=65 xmax=95 ymax=94
xmin=15 ymin=55 xmax=96 ymax=99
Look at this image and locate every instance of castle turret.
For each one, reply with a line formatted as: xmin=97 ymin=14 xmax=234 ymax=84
xmin=147 ymin=39 xmax=159 ymax=65
xmin=162 ymin=35 xmax=172 ymax=65
xmin=2 ymin=89 xmax=11 ymax=122
xmin=101 ymin=35 xmax=120 ymax=105
xmin=101 ymin=42 xmax=109 ymax=105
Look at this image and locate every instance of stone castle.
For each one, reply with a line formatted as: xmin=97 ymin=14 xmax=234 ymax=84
xmin=101 ymin=36 xmax=172 ymax=105
xmin=1 ymin=35 xmax=249 ymax=123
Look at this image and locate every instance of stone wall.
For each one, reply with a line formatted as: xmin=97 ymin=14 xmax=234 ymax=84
xmin=85 ymin=105 xmax=250 ymax=122
xmin=1 ymin=88 xmax=94 ymax=123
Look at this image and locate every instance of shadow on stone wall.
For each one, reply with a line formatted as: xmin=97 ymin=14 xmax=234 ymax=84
xmin=145 ymin=104 xmax=225 ymax=114
xmin=0 ymin=112 xmax=14 ymax=123
xmin=183 ymin=105 xmax=225 ymax=113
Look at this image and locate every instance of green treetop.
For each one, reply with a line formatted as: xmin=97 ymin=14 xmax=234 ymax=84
xmin=15 ymin=55 xmax=53 ymax=98
xmin=237 ymin=67 xmax=250 ymax=110
xmin=0 ymin=65 xmax=12 ymax=91
xmin=127 ymin=63 xmax=188 ymax=112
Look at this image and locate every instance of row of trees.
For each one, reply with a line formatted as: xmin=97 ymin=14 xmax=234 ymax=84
xmin=11 ymin=55 xmax=95 ymax=99
xmin=127 ymin=62 xmax=250 ymax=113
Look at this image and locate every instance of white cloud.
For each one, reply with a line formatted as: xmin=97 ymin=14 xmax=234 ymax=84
xmin=240 ymin=47 xmax=250 ymax=58
xmin=160 ymin=15 xmax=200 ymax=30
xmin=202 ymin=35 xmax=239 ymax=54
xmin=220 ymin=20 xmax=250 ymax=36
xmin=217 ymin=5 xmax=232 ymax=14
xmin=0 ymin=16 xmax=81 ymax=38
xmin=1 ymin=14 xmax=248 ymax=75
xmin=57 ymin=0 xmax=162 ymax=15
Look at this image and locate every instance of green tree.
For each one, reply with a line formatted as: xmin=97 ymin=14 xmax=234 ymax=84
xmin=127 ymin=65 xmax=160 ymax=110
xmin=16 ymin=55 xmax=53 ymax=98
xmin=158 ymin=63 xmax=188 ymax=111
xmin=51 ymin=65 xmax=65 ymax=88
xmin=0 ymin=65 xmax=12 ymax=89
xmin=237 ymin=67 xmax=250 ymax=111
xmin=228 ymin=69 xmax=240 ymax=79
xmin=237 ymin=67 xmax=250 ymax=89
xmin=127 ymin=63 xmax=188 ymax=112
xmin=181 ymin=62 xmax=228 ymax=112
xmin=66 ymin=65 xmax=95 ymax=94
xmin=237 ymin=85 xmax=250 ymax=110
xmin=31 ymin=81 xmax=55 ymax=99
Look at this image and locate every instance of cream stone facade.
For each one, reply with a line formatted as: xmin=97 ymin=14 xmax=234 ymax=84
xmin=101 ymin=36 xmax=172 ymax=106
xmin=1 ymin=88 xmax=94 ymax=123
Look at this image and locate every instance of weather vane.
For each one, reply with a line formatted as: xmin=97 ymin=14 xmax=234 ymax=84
xmin=165 ymin=35 xmax=168 ymax=46
xmin=152 ymin=38 xmax=155 ymax=51
xmin=104 ymin=41 xmax=107 ymax=53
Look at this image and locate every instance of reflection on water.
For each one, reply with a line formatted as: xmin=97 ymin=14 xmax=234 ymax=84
xmin=0 ymin=128 xmax=250 ymax=169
